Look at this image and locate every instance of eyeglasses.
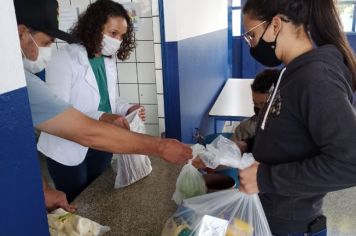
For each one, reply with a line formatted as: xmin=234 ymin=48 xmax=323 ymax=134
xmin=242 ymin=21 xmax=267 ymax=47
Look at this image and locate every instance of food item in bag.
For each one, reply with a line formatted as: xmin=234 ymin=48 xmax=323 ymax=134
xmin=48 ymin=209 xmax=110 ymax=236
xmin=173 ymin=162 xmax=207 ymax=204
xmin=178 ymin=169 xmax=207 ymax=199
xmin=161 ymin=216 xmax=192 ymax=236
xmin=226 ymin=219 xmax=254 ymax=236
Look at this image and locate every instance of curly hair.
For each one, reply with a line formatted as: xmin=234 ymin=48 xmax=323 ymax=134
xmin=70 ymin=0 xmax=135 ymax=60
xmin=251 ymin=69 xmax=280 ymax=93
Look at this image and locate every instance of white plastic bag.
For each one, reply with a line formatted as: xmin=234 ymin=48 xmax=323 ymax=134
xmin=192 ymin=135 xmax=255 ymax=169
xmin=112 ymin=110 xmax=152 ymax=188
xmin=162 ymin=189 xmax=272 ymax=236
xmin=172 ymin=160 xmax=207 ymax=204
xmin=163 ymin=146 xmax=272 ymax=236
xmin=48 ymin=208 xmax=110 ymax=236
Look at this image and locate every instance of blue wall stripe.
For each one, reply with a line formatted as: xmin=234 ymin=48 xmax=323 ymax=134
xmin=162 ymin=42 xmax=182 ymax=140
xmin=159 ymin=0 xmax=182 ymax=140
xmin=347 ymin=34 xmax=356 ymax=51
xmin=0 ymin=87 xmax=49 ymax=235
xmin=178 ymin=29 xmax=229 ymax=142
xmin=232 ymin=37 xmax=243 ymax=78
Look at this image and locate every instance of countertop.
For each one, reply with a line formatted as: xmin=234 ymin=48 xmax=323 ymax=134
xmin=73 ymin=158 xmax=356 ymax=236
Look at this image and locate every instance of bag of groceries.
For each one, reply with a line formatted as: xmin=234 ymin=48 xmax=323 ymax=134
xmin=112 ymin=110 xmax=152 ymax=188
xmin=172 ymin=160 xmax=207 ymax=204
xmin=162 ymin=189 xmax=271 ymax=236
xmin=172 ymin=135 xmax=255 ymax=204
xmin=163 ymin=135 xmax=272 ymax=236
xmin=48 ymin=208 xmax=110 ymax=236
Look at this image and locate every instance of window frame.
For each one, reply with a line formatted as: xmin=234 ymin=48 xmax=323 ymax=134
xmin=337 ymin=0 xmax=356 ymax=33
xmin=231 ymin=1 xmax=242 ymax=37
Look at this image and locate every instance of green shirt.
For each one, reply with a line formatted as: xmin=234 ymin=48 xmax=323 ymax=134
xmin=89 ymin=56 xmax=112 ymax=113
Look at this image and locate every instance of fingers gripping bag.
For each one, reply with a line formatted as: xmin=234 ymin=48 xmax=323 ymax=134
xmin=111 ymin=110 xmax=152 ymax=188
xmin=172 ymin=160 xmax=208 ymax=204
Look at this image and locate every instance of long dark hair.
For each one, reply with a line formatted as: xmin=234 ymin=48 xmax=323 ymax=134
xmin=70 ymin=0 xmax=135 ymax=60
xmin=243 ymin=0 xmax=356 ymax=91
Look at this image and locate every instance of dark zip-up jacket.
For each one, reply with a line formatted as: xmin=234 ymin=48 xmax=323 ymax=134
xmin=253 ymin=45 xmax=356 ymax=233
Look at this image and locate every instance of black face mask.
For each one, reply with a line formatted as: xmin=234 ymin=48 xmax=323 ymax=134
xmin=250 ymin=25 xmax=282 ymax=67
xmin=254 ymin=106 xmax=261 ymax=116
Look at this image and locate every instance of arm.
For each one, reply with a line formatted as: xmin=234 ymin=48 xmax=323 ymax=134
xmin=257 ymin=69 xmax=356 ymax=196
xmin=36 ymin=108 xmax=192 ymax=164
xmin=99 ymin=113 xmax=130 ymax=130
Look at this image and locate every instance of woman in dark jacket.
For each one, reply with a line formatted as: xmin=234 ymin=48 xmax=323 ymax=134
xmin=238 ymin=0 xmax=356 ymax=235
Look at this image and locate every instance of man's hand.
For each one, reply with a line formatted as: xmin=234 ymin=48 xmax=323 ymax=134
xmin=44 ymin=186 xmax=77 ymax=213
xmin=192 ymin=157 xmax=215 ymax=173
xmin=192 ymin=156 xmax=206 ymax=169
xmin=138 ymin=108 xmax=146 ymax=121
xmin=127 ymin=104 xmax=146 ymax=121
xmin=158 ymin=139 xmax=192 ymax=164
xmin=239 ymin=162 xmax=260 ymax=194
xmin=99 ymin=113 xmax=130 ymax=130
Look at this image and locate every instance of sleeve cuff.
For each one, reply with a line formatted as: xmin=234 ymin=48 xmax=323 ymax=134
xmin=116 ymin=103 xmax=132 ymax=116
xmin=257 ymin=163 xmax=276 ymax=194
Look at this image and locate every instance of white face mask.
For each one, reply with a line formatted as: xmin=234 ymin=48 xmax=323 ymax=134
xmin=101 ymin=34 xmax=122 ymax=56
xmin=22 ymin=33 xmax=52 ymax=74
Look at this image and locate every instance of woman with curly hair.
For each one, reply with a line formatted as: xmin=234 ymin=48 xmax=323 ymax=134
xmin=38 ymin=0 xmax=145 ymax=202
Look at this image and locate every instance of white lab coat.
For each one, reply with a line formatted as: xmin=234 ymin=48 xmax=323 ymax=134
xmin=37 ymin=44 xmax=131 ymax=166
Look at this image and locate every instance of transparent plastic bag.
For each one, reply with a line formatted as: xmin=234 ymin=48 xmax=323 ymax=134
xmin=162 ymin=189 xmax=272 ymax=236
xmin=163 ymin=151 xmax=272 ymax=236
xmin=192 ymin=135 xmax=255 ymax=169
xmin=112 ymin=110 xmax=152 ymax=188
xmin=172 ymin=160 xmax=207 ymax=204
xmin=48 ymin=208 xmax=110 ymax=236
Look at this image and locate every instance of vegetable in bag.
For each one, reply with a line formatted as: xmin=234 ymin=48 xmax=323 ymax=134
xmin=172 ymin=161 xmax=207 ymax=204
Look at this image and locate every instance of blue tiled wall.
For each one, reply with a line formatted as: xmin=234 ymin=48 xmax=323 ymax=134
xmin=0 ymin=87 xmax=49 ymax=235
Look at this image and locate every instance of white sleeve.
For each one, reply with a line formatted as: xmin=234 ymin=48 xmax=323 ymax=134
xmin=45 ymin=47 xmax=103 ymax=120
xmin=115 ymin=96 xmax=132 ymax=116
xmin=45 ymin=48 xmax=72 ymax=102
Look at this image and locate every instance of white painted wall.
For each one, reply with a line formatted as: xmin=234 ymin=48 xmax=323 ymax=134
xmin=0 ymin=0 xmax=26 ymax=95
xmin=163 ymin=0 xmax=228 ymax=42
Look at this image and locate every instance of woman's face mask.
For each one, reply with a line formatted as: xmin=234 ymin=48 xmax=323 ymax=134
xmin=101 ymin=34 xmax=122 ymax=56
xmin=249 ymin=23 xmax=282 ymax=67
xmin=22 ymin=33 xmax=52 ymax=74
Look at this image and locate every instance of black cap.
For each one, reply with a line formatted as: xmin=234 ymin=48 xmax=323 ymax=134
xmin=14 ymin=0 xmax=76 ymax=43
